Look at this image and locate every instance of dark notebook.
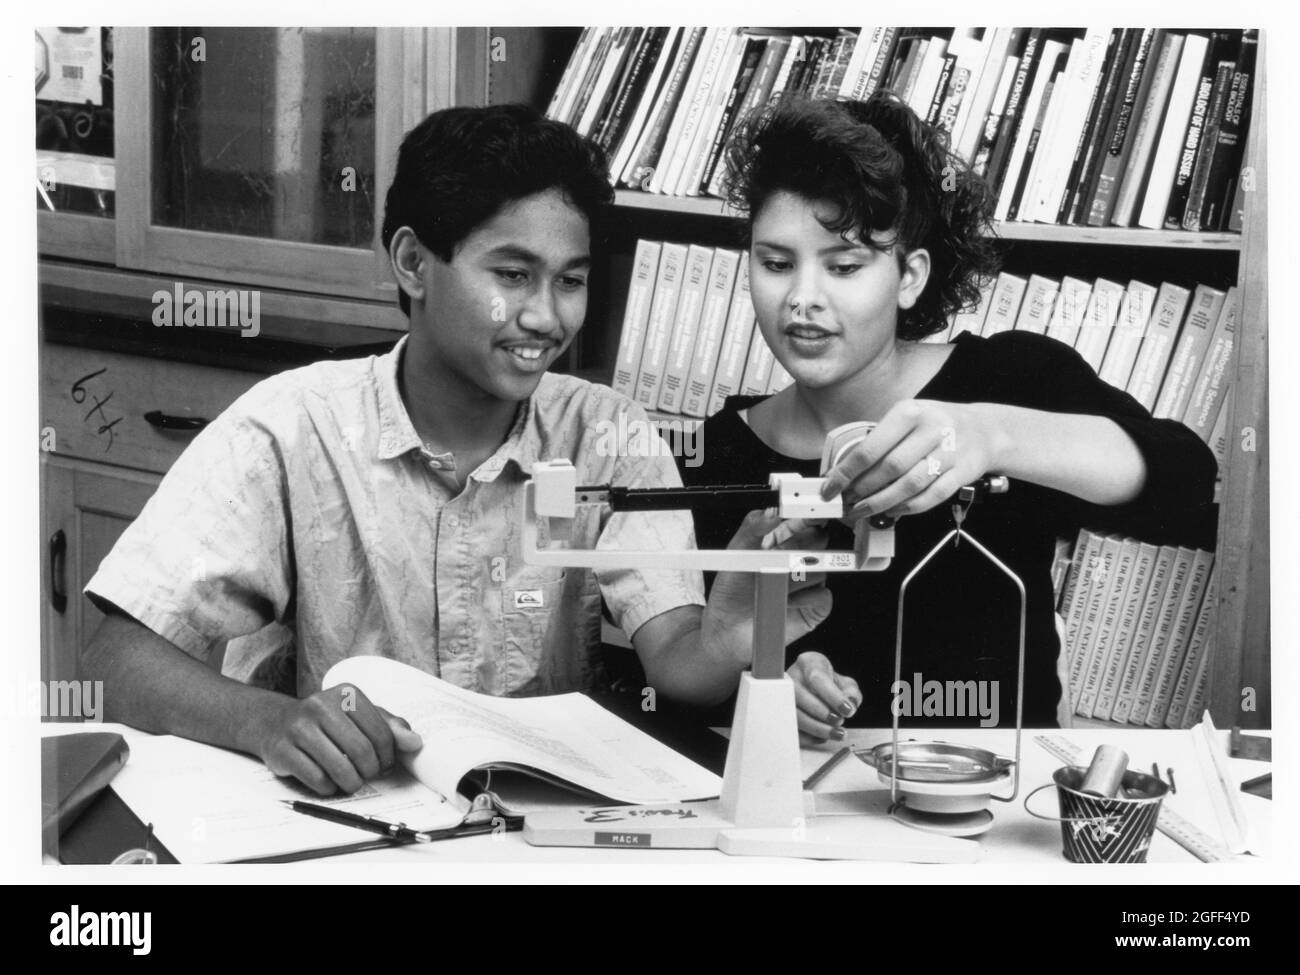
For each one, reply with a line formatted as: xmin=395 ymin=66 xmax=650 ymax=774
xmin=41 ymin=732 xmax=130 ymax=858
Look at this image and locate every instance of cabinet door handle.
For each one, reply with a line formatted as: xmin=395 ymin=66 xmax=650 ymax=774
xmin=49 ymin=529 xmax=67 ymax=614
xmin=144 ymin=410 xmax=209 ymax=431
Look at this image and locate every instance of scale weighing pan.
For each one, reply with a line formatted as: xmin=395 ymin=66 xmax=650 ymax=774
xmin=854 ymin=741 xmax=1016 ymax=784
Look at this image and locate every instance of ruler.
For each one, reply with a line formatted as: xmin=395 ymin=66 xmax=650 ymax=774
xmin=1033 ymin=734 xmax=1235 ymax=863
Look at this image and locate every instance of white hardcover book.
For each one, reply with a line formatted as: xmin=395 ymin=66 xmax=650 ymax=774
xmin=1129 ymin=546 xmax=1195 ymax=725
xmin=980 ymin=272 xmax=1028 ymax=335
xmin=682 ymin=249 xmax=741 ymax=417
xmin=1098 ymin=280 xmax=1158 ymax=390
xmin=739 ymin=329 xmax=777 ymax=396
xmin=1071 ymin=534 xmax=1120 ymax=714
xmin=1153 ymin=283 xmax=1226 ymax=419
xmin=1137 ymin=33 xmax=1211 ymax=229
xmin=1146 ymin=549 xmax=1214 ymax=727
xmin=1182 ymin=286 xmax=1239 ymax=439
xmin=633 ymin=242 xmax=688 ymax=408
xmin=1073 ymin=277 xmax=1126 ymax=372
xmin=1165 ymin=573 xmax=1218 ymax=728
xmin=706 ymin=260 xmax=757 ymax=416
xmin=554 ymin=27 xmax=609 ymax=125
xmin=1012 ymin=275 xmax=1060 ymax=334
xmin=1126 ymin=281 xmax=1192 ymax=411
xmin=1043 ymin=276 xmax=1093 ymax=349
xmin=611 ymin=239 xmax=664 ymax=398
xmin=1112 ymin=545 xmax=1176 ymax=724
xmin=547 ymin=26 xmax=596 ymax=120
xmin=1096 ymin=541 xmax=1159 ymax=720
xmin=657 ymin=245 xmax=716 ymax=413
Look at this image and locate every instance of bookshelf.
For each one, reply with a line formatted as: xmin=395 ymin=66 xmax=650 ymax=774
xmin=463 ymin=25 xmax=1268 ymax=729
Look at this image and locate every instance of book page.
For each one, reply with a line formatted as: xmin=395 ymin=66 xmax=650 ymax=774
xmin=325 ymin=657 xmax=722 ymax=806
xmin=109 ymin=731 xmax=463 ymax=863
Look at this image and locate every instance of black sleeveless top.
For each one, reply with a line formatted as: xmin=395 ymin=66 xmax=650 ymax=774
xmin=678 ymin=332 xmax=1218 ymax=728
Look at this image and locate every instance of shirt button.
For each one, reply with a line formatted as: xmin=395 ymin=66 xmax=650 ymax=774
xmin=428 ymin=459 xmax=442 ymax=470
xmin=445 ymin=514 xmax=458 ymax=528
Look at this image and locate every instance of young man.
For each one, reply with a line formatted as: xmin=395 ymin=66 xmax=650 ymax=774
xmin=81 ymin=105 xmax=835 ymax=796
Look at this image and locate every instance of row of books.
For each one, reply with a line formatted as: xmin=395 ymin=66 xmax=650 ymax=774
xmin=611 ymin=240 xmax=791 ymax=418
xmin=1054 ymin=530 xmax=1217 ymax=728
xmin=547 ymin=27 xmax=1256 ymax=233
xmin=930 ymin=273 xmax=1238 ymax=470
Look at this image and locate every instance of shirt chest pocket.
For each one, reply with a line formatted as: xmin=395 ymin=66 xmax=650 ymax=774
xmin=499 ymin=568 xmax=569 ymax=689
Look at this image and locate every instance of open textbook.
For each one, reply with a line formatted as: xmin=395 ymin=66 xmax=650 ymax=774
xmin=108 ymin=657 xmax=720 ymax=862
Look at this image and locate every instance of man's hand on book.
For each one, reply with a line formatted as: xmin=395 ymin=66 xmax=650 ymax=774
xmin=253 ymin=684 xmax=423 ymax=795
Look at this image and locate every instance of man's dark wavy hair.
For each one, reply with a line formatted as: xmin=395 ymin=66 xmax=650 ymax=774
xmin=724 ymin=92 xmax=1002 ymax=340
xmin=382 ymin=104 xmax=613 ymax=316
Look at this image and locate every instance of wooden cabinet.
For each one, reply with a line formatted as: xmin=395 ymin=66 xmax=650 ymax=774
xmin=38 ymin=342 xmax=264 ymax=682
xmin=40 ymin=456 xmax=160 ymax=683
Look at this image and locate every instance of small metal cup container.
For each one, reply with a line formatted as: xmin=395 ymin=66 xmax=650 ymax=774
xmin=1026 ymin=766 xmax=1169 ymax=863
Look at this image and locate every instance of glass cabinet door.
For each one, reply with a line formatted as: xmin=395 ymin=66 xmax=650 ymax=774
xmin=36 ymin=26 xmax=116 ymax=261
xmin=114 ymin=27 xmax=443 ymax=303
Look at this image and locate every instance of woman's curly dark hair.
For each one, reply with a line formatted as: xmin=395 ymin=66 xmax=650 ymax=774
xmin=724 ymin=92 xmax=1002 ymax=340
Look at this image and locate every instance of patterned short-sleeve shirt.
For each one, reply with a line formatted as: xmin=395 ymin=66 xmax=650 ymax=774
xmin=86 ymin=337 xmax=704 ymax=697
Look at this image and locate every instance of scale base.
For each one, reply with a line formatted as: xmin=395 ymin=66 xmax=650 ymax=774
xmin=524 ymin=796 xmax=980 ymax=861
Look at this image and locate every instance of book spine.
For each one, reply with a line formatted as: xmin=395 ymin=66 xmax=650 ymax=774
xmin=698 ymin=38 xmax=766 ymax=196
xmin=1110 ymin=32 xmax=1183 ymax=227
xmin=1097 ymin=279 xmax=1157 ymax=389
xmin=662 ymin=29 xmax=739 ymax=196
xmin=1079 ymin=535 xmax=1137 ymax=717
xmin=1035 ymin=30 xmax=1110 ymax=224
xmin=633 ymin=242 xmax=688 ymax=408
xmin=1181 ymin=58 xmax=1237 ymax=231
xmin=1137 ymin=33 xmax=1211 ymax=229
xmin=1112 ymin=544 xmax=1174 ymax=723
xmin=1162 ymin=34 xmax=1223 ymax=228
xmin=927 ymin=53 xmax=959 ymax=127
xmin=706 ymin=261 xmax=756 ymax=416
xmin=1130 ymin=546 xmax=1194 ymax=724
xmin=1071 ymin=535 xmax=1120 ymax=714
xmin=1096 ymin=541 xmax=1159 ymax=720
xmin=689 ymin=36 xmax=760 ymax=196
xmin=623 ymin=28 xmax=705 ymax=190
xmin=682 ymin=249 xmax=741 ymax=417
xmin=595 ymin=28 xmax=664 ymax=156
xmin=985 ymin=29 xmax=1043 ymax=197
xmin=1088 ymin=28 xmax=1158 ymax=226
xmin=611 ymin=28 xmax=682 ymax=182
xmin=1201 ymin=30 xmax=1257 ymax=231
xmin=980 ymin=273 xmax=1028 ymax=335
xmin=862 ymin=27 xmax=900 ymax=99
xmin=739 ymin=330 xmax=777 ymax=396
xmin=1064 ymin=29 xmax=1130 ymax=224
xmin=997 ymin=39 xmax=1065 ymax=222
xmin=1125 ymin=281 xmax=1192 ymax=411
xmin=611 ymin=240 xmax=663 ymax=397
xmin=568 ymin=29 xmax=619 ymax=131
xmin=1181 ymin=613 xmax=1218 ymax=725
xmin=1015 ymin=40 xmax=1073 ymax=223
xmin=1073 ymin=277 xmax=1126 ymax=373
xmin=1153 ymin=283 xmax=1226 ymax=419
xmin=1182 ymin=286 xmax=1239 ymax=439
xmin=547 ymin=26 xmax=594 ymax=120
xmin=839 ymin=27 xmax=879 ymax=99
xmin=1165 ymin=573 xmax=1218 ymax=728
xmin=1043 ymin=276 xmax=1093 ymax=349
xmin=1061 ymin=529 xmax=1102 ymax=676
xmin=971 ymin=55 xmax=1019 ymax=177
xmin=589 ymin=28 xmax=648 ymax=148
xmin=657 ymin=245 xmax=716 ymax=413
xmin=1146 ymin=549 xmax=1214 ymax=727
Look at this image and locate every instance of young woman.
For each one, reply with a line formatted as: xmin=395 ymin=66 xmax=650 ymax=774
xmin=682 ymin=93 xmax=1217 ymax=738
